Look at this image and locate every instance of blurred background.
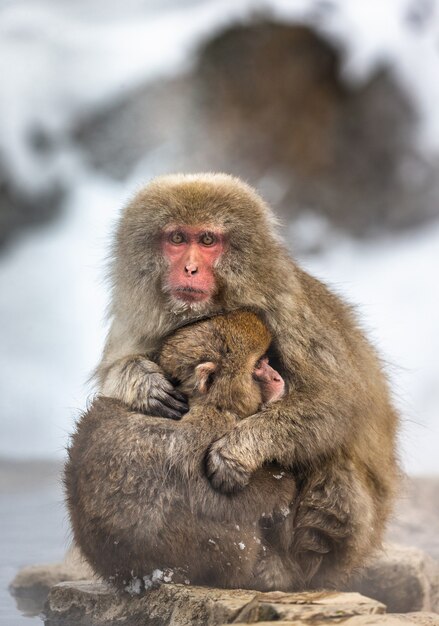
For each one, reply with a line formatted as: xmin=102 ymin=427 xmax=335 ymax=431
xmin=0 ymin=0 xmax=439 ymax=622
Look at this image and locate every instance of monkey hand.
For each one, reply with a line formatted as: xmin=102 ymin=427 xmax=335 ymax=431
xmin=101 ymin=355 xmax=188 ymax=420
xmin=206 ymin=434 xmax=256 ymax=493
xmin=137 ymin=371 xmax=189 ymax=420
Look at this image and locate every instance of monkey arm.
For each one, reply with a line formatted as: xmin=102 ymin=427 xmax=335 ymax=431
xmin=96 ymin=318 xmax=189 ymax=420
xmin=206 ymin=303 xmax=373 ymax=494
xmin=206 ymin=269 xmax=385 ymax=493
xmin=99 ymin=354 xmax=188 ymax=420
xmin=206 ymin=386 xmax=356 ymax=494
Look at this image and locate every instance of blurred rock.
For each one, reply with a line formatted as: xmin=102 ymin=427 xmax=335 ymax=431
xmin=72 ymin=77 xmax=193 ymax=181
xmin=234 ymin=613 xmax=439 ymax=626
xmin=232 ymin=617 xmax=439 ymax=625
xmin=10 ymin=545 xmax=94 ymax=617
xmin=403 ymin=615 xmax=439 ymax=625
xmin=396 ymin=611 xmax=439 ymax=626
xmin=350 ymin=544 xmax=439 ymax=614
xmin=43 ymin=582 xmax=385 ymax=626
xmin=0 ymin=165 xmax=63 ymax=251
xmin=71 ymin=20 xmax=439 ymax=241
xmin=387 ymin=477 xmax=439 ymax=562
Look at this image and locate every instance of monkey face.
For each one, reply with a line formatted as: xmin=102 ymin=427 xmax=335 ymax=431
xmin=161 ymin=226 xmax=225 ymax=306
xmin=192 ymin=351 xmax=284 ymax=418
xmin=253 ymin=357 xmax=285 ymax=404
xmin=194 ymin=361 xmax=264 ymax=418
xmin=159 ymin=311 xmax=284 ymax=417
xmin=114 ymin=174 xmax=284 ymax=321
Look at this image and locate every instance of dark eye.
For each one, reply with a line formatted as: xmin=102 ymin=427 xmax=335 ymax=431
xmin=255 ymin=355 xmax=267 ymax=369
xmin=200 ymin=232 xmax=216 ymax=246
xmin=169 ymin=231 xmax=185 ymax=245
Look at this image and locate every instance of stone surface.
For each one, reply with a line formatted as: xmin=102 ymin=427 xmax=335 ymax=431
xmin=12 ymin=542 xmax=439 ymax=619
xmin=10 ymin=545 xmax=95 ymax=616
xmin=403 ymin=614 xmax=439 ymax=625
xmin=350 ymin=544 xmax=439 ymax=614
xmin=9 ymin=475 xmax=439 ymax=619
xmin=43 ymin=581 xmax=385 ymax=626
xmin=231 ymin=616 xmax=439 ymax=625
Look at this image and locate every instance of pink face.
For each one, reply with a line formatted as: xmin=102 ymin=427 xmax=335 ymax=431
xmin=162 ymin=226 xmax=225 ymax=304
xmin=253 ymin=357 xmax=285 ymax=404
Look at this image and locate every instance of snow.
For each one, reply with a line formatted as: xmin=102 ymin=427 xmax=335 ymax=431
xmin=0 ymin=174 xmax=124 ymax=457
xmin=0 ymin=0 xmax=438 ymax=473
xmin=125 ymin=577 xmax=142 ymax=595
xmin=1 ymin=0 xmax=439 ymax=189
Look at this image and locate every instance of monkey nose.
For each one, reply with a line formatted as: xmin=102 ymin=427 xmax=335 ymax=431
xmin=184 ymin=263 xmax=198 ymax=275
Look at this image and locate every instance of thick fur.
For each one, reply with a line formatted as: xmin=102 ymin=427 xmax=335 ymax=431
xmin=95 ymin=173 xmax=400 ymax=587
xmin=66 ymin=312 xmax=298 ymax=590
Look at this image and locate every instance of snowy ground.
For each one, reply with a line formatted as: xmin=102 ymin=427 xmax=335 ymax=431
xmin=0 ymin=0 xmax=438 ymax=473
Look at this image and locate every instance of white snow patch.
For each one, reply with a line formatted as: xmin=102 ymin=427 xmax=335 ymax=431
xmin=280 ymin=506 xmax=291 ymax=518
xmin=0 ymin=173 xmax=127 ymax=458
xmin=125 ymin=577 xmax=142 ymax=595
xmin=1 ymin=0 xmax=439 ymax=192
xmin=273 ymin=472 xmax=286 ymax=480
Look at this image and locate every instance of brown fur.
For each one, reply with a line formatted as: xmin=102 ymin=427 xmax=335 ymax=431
xmin=95 ymin=173 xmax=400 ymax=587
xmin=66 ymin=311 xmax=298 ymax=591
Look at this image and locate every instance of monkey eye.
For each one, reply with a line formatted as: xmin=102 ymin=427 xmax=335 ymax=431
xmin=254 ymin=355 xmax=268 ymax=370
xmin=168 ymin=231 xmax=186 ymax=245
xmin=199 ymin=232 xmax=216 ymax=246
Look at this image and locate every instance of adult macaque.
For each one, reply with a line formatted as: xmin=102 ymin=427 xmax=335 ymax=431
xmin=66 ymin=311 xmax=298 ymax=591
xmin=96 ymin=173 xmax=399 ymax=586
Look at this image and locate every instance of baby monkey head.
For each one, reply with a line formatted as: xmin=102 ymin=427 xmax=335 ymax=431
xmin=159 ymin=310 xmax=285 ymax=418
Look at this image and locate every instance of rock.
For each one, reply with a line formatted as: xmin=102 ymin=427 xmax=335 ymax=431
xmin=236 ymin=590 xmax=385 ymax=623
xmin=387 ymin=477 xmax=439 ymax=562
xmin=10 ymin=545 xmax=94 ymax=616
xmin=72 ymin=77 xmax=193 ymax=180
xmin=231 ymin=616 xmax=439 ymax=625
xmin=13 ymin=542 xmax=439 ymax=620
xmin=194 ymin=21 xmax=439 ymax=237
xmin=71 ymin=20 xmax=439 ymax=242
xmin=0 ymin=168 xmax=64 ymax=251
xmin=350 ymin=544 xmax=439 ymax=614
xmin=43 ymin=581 xmax=385 ymax=626
xmin=403 ymin=614 xmax=439 ymax=625
xmin=44 ymin=581 xmax=258 ymax=626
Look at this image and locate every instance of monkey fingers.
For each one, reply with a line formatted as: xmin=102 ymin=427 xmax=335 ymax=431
xmin=205 ymin=437 xmax=253 ymax=494
xmin=149 ymin=379 xmax=188 ymax=420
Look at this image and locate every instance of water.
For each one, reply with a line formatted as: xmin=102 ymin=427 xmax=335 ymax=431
xmin=0 ymin=460 xmax=68 ymax=625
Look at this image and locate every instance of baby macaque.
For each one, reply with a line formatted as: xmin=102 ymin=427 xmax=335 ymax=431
xmin=65 ymin=311 xmax=298 ymax=591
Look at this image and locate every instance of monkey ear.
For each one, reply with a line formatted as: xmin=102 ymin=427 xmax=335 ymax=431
xmin=195 ymin=362 xmax=217 ymax=394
